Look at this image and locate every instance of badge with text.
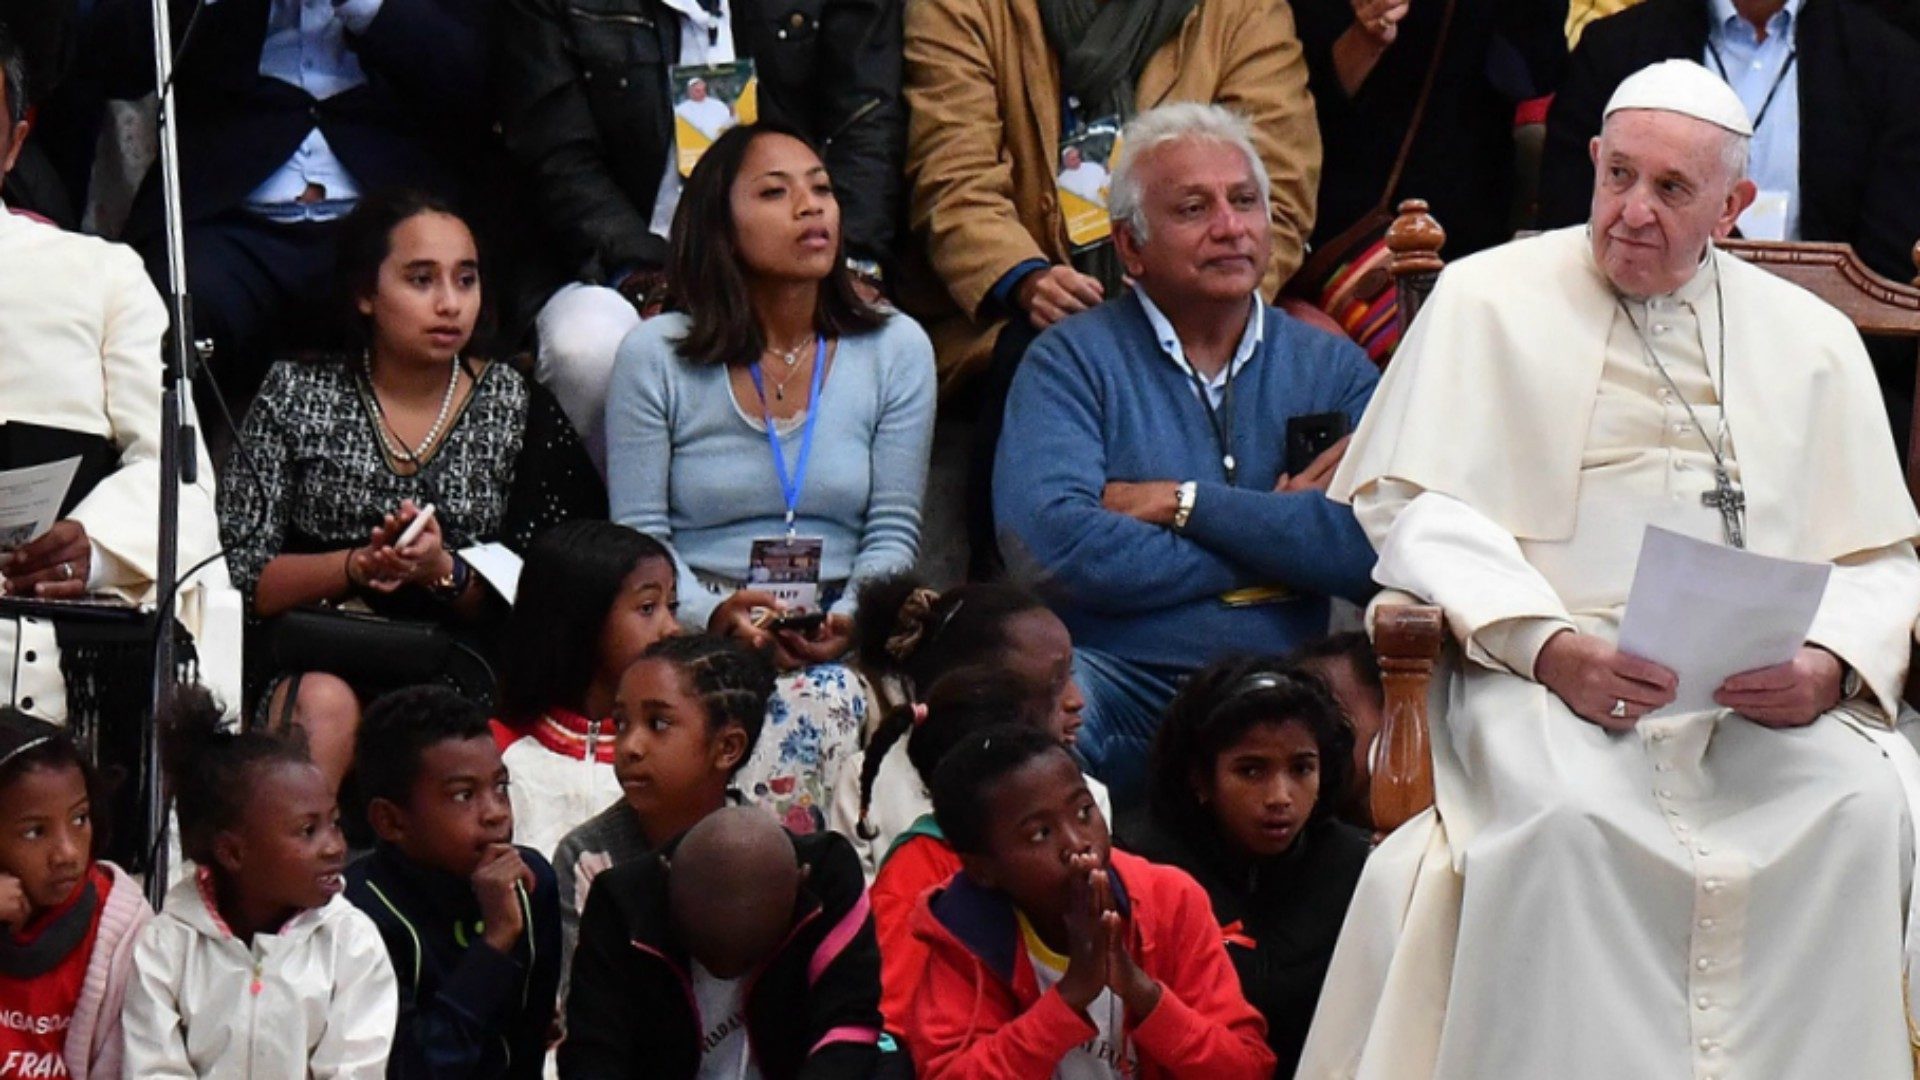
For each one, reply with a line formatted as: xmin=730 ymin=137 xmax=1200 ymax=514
xmin=1057 ymin=120 xmax=1121 ymax=250
xmin=672 ymin=60 xmax=759 ymax=177
xmin=748 ymin=536 xmax=824 ymax=613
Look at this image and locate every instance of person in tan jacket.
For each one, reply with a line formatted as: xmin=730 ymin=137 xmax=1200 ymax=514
xmin=901 ymin=0 xmax=1320 ymax=574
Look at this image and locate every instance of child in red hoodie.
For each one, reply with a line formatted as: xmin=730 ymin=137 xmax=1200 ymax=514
xmin=902 ymin=726 xmax=1275 ymax=1079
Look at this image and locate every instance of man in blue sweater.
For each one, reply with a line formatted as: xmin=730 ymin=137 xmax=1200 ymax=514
xmin=994 ymin=102 xmax=1381 ymax=805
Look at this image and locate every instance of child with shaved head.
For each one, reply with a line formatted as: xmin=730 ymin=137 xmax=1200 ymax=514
xmin=560 ymin=807 xmax=883 ymax=1078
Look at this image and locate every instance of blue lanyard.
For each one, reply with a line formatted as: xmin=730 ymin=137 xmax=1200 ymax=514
xmin=746 ymin=336 xmax=828 ymax=538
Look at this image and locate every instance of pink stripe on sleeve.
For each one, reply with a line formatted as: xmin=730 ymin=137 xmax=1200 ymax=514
xmin=808 ymin=891 xmax=872 ymax=985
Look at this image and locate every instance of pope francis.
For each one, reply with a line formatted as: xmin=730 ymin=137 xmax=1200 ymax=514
xmin=1301 ymin=60 xmax=1920 ymax=1079
xmin=0 ymin=40 xmax=230 ymax=723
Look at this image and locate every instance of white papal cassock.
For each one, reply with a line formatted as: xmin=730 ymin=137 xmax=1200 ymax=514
xmin=1300 ymin=226 xmax=1920 ymax=1080
xmin=0 ymin=207 xmax=237 ymax=722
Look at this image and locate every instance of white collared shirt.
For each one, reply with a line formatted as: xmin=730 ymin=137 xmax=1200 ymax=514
xmin=1134 ymin=289 xmax=1264 ymax=409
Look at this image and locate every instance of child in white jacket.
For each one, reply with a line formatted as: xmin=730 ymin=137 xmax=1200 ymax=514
xmin=122 ymin=688 xmax=398 ymax=1077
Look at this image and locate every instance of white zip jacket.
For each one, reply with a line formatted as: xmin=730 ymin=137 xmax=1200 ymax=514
xmin=121 ymin=867 xmax=399 ymax=1078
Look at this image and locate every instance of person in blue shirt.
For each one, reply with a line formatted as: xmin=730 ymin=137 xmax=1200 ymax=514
xmin=993 ymin=102 xmax=1380 ymax=806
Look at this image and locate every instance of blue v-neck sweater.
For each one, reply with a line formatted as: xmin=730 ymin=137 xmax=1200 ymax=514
xmin=993 ymin=295 xmax=1380 ymax=670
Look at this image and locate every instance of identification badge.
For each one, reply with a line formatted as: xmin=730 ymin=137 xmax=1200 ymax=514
xmin=748 ymin=536 xmax=824 ymax=613
xmin=1057 ymin=120 xmax=1121 ymax=250
xmin=1738 ymin=189 xmax=1791 ymax=242
xmin=672 ymin=60 xmax=759 ymax=177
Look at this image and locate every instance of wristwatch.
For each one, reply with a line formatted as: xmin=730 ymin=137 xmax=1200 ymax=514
xmin=1173 ymin=482 xmax=1198 ymax=531
xmin=429 ymin=555 xmax=471 ymax=601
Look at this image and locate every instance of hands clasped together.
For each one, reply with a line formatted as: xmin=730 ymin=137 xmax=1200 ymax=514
xmin=1056 ymin=853 xmax=1163 ymax=1023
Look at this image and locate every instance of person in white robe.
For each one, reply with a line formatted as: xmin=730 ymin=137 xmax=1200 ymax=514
xmin=1058 ymin=146 xmax=1111 ymax=207
xmin=0 ymin=56 xmax=233 ymax=722
xmin=1299 ymin=59 xmax=1920 ymax=1080
xmin=674 ymin=78 xmax=736 ymax=140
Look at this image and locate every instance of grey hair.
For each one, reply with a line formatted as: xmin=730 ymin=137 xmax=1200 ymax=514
xmin=0 ymin=23 xmax=24 ymax=127
xmin=1718 ymin=129 xmax=1750 ymax=185
xmin=1108 ymin=102 xmax=1269 ymax=245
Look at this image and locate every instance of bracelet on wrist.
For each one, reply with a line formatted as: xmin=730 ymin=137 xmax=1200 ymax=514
xmin=343 ymin=547 xmax=364 ymax=591
xmin=429 ymin=554 xmax=471 ymax=601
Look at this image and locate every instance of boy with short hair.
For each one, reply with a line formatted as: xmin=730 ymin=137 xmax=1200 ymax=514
xmin=904 ymin=726 xmax=1275 ymax=1079
xmin=346 ymin=686 xmax=563 ymax=1079
xmin=561 ymin=806 xmax=883 ymax=1079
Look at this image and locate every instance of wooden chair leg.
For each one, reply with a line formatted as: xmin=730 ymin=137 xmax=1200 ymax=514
xmin=1370 ymin=605 xmax=1446 ymax=838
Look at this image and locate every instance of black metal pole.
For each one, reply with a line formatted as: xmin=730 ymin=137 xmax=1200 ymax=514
xmin=146 ymin=0 xmax=199 ymax=909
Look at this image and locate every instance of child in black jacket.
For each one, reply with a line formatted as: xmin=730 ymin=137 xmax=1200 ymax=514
xmin=347 ymin=686 xmax=564 ymax=1079
xmin=561 ymin=807 xmax=882 ymax=1079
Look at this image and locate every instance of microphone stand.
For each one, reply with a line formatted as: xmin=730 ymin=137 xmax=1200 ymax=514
xmin=145 ymin=0 xmax=200 ymax=909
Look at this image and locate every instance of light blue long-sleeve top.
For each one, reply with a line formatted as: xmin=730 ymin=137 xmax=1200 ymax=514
xmin=606 ymin=311 xmax=937 ymax=627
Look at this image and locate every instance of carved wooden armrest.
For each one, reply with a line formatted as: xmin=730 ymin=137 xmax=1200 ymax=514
xmin=1370 ymin=601 xmax=1447 ymax=837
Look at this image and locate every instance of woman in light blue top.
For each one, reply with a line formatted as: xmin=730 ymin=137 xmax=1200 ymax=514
xmin=605 ymin=121 xmax=937 ymax=834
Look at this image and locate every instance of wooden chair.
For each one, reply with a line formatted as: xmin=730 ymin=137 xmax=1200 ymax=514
xmin=1364 ymin=200 xmax=1920 ymax=835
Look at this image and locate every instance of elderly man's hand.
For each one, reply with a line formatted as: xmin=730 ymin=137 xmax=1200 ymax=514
xmin=1714 ymin=647 xmax=1844 ymax=728
xmin=1534 ymin=630 xmax=1678 ymax=731
xmin=1275 ymin=435 xmax=1351 ymax=494
xmin=1102 ymin=481 xmax=1182 ymax=527
xmin=1017 ymin=266 xmax=1105 ymax=329
xmin=2 ymin=521 xmax=92 ymax=598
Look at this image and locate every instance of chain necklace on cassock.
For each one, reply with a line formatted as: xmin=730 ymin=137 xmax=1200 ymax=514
xmin=1614 ymin=252 xmax=1746 ymax=549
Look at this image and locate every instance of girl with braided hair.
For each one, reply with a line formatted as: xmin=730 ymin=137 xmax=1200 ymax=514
xmin=551 ymin=634 xmax=776 ymax=1011
xmin=830 ymin=573 xmax=1106 ymax=878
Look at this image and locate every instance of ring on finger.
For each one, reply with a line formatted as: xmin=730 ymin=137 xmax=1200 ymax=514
xmin=1609 ymin=698 xmax=1629 ymax=719
xmin=59 ymin=561 xmax=74 ymax=581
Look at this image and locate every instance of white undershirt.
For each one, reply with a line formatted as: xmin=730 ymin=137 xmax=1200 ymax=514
xmin=692 ymin=959 xmax=762 ymax=1080
xmin=1018 ymin=913 xmax=1135 ymax=1080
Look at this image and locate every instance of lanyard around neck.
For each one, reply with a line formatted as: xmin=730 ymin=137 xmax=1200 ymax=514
xmin=746 ymin=336 xmax=828 ymax=539
xmin=1704 ymin=37 xmax=1798 ymax=133
xmin=1183 ymin=355 xmax=1239 ymax=485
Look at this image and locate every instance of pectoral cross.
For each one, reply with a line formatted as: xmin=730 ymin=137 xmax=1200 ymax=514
xmin=1702 ymin=467 xmax=1747 ymax=549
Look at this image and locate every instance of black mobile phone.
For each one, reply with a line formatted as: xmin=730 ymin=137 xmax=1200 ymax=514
xmin=1285 ymin=412 xmax=1351 ymax=477
xmin=768 ymin=610 xmax=828 ymax=635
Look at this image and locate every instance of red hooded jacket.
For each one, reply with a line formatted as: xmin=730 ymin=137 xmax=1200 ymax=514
xmin=901 ymin=848 xmax=1276 ymax=1079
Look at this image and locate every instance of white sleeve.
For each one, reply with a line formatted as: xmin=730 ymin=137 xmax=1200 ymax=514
xmin=309 ymin=911 xmax=401 ymax=1079
xmin=1367 ymin=485 xmax=1577 ymax=676
xmin=119 ymin=921 xmax=198 ymax=1078
xmin=1807 ymin=541 xmax=1920 ymax=724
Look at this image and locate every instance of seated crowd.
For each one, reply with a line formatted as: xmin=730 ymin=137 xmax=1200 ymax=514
xmin=2 ymin=0 xmax=1920 ymax=1076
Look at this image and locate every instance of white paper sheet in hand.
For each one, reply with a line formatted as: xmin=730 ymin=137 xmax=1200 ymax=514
xmin=0 ymin=457 xmax=81 ymax=552
xmin=1617 ymin=526 xmax=1831 ymax=717
xmin=461 ymin=543 xmax=523 ymax=605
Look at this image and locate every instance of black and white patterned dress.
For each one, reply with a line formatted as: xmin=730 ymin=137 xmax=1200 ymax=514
xmin=219 ymin=357 xmax=606 ymax=699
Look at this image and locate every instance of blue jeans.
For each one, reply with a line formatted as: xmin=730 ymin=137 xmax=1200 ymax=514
xmin=1072 ymin=648 xmax=1185 ymax=811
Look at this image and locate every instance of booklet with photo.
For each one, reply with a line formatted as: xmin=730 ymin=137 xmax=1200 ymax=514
xmin=1057 ymin=120 xmax=1121 ymax=251
xmin=673 ymin=60 xmax=760 ymax=177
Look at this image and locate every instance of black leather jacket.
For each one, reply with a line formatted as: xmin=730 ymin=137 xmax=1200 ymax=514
xmin=495 ymin=0 xmax=903 ymax=290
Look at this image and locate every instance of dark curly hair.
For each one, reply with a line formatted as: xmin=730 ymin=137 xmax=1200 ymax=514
xmin=929 ymin=725 xmax=1068 ymax=857
xmin=854 ymin=574 xmax=1050 ymax=693
xmin=160 ymin=686 xmax=312 ymax=867
xmin=498 ymin=521 xmax=674 ymax=727
xmin=638 ymin=635 xmax=777 ymax=775
xmin=355 ymin=685 xmax=494 ymax=808
xmin=1147 ymin=656 xmax=1354 ymax=845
